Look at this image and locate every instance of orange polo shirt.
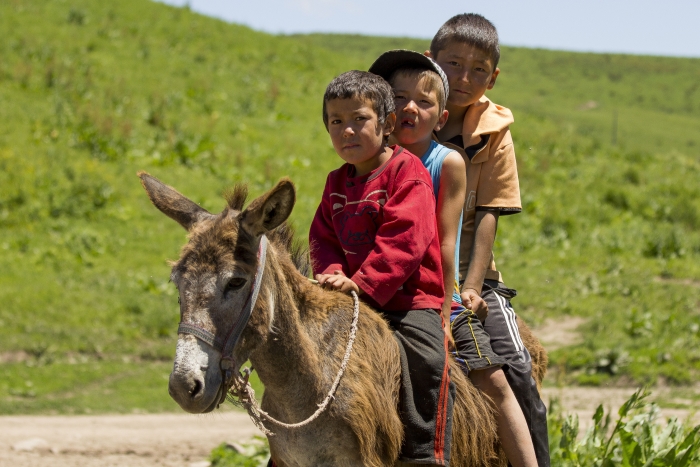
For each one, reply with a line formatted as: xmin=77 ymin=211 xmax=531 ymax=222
xmin=437 ymin=95 xmax=521 ymax=284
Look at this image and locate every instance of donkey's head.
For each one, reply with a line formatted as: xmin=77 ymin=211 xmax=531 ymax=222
xmin=139 ymin=172 xmax=295 ymax=413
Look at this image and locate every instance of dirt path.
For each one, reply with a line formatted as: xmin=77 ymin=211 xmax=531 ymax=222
xmin=3 ymin=389 xmax=699 ymax=467
xmin=541 ymin=386 xmax=700 ymax=429
xmin=1 ymin=410 xmax=258 ymax=467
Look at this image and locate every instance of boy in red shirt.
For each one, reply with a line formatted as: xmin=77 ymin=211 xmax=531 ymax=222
xmin=310 ymin=70 xmax=453 ymax=466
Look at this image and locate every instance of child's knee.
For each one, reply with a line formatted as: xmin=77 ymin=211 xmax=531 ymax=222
xmin=470 ymin=366 xmax=512 ymax=401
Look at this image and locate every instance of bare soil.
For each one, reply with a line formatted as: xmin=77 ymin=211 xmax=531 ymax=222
xmin=534 ymin=316 xmax=700 ymax=429
xmin=541 ymin=386 xmax=700 ymax=430
xmin=1 ymin=410 xmax=258 ymax=467
xmin=3 ymin=388 xmax=698 ymax=467
xmin=532 ymin=316 xmax=587 ymax=351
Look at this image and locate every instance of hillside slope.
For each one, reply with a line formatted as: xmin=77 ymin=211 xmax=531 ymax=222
xmin=1 ymin=0 xmax=699 ymax=413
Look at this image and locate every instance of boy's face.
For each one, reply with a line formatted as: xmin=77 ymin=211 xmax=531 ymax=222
xmin=325 ymin=97 xmax=395 ymax=173
xmin=429 ymin=41 xmax=499 ymax=109
xmin=392 ymin=74 xmax=448 ymax=147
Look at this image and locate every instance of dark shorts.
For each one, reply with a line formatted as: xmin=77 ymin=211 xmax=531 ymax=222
xmin=383 ymin=308 xmax=454 ymax=467
xmin=449 ymin=302 xmax=507 ymax=373
xmin=480 ymin=280 xmax=551 ymax=467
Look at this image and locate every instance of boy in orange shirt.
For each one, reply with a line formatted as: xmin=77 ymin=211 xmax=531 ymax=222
xmin=427 ymin=13 xmax=550 ymax=466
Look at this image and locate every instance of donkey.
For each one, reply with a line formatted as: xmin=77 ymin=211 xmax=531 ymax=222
xmin=139 ymin=173 xmax=547 ymax=467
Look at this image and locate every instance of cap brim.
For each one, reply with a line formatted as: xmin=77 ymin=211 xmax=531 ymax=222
xmin=369 ymin=49 xmax=449 ymax=98
xmin=369 ymin=50 xmax=436 ymax=81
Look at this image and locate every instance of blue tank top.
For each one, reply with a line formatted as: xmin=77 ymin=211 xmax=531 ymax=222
xmin=420 ymin=141 xmax=463 ymax=304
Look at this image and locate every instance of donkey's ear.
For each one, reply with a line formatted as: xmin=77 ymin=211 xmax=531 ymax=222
xmin=240 ymin=178 xmax=296 ymax=237
xmin=138 ymin=172 xmax=212 ymax=231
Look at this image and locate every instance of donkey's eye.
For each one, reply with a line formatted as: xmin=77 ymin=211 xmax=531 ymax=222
xmin=225 ymin=277 xmax=247 ymax=294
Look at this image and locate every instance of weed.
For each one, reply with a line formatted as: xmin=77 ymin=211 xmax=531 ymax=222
xmin=549 ymin=388 xmax=700 ymax=466
xmin=210 ymin=438 xmax=270 ymax=467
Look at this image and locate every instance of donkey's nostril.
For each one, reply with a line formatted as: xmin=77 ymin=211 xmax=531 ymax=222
xmin=189 ymin=378 xmax=203 ymax=399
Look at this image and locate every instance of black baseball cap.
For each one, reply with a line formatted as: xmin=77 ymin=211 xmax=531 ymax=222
xmin=368 ymin=49 xmax=449 ymax=98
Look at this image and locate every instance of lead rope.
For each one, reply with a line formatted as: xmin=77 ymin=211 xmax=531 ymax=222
xmin=228 ymin=290 xmax=360 ymax=436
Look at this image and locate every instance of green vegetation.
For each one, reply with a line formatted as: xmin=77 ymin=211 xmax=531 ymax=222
xmin=210 ymin=437 xmax=270 ymax=467
xmin=1 ymin=0 xmax=699 ymax=415
xmin=548 ymin=388 xmax=700 ymax=466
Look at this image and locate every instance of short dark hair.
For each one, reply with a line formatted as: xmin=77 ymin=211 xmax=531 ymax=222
xmin=322 ymin=70 xmax=395 ymax=128
xmin=430 ymin=13 xmax=500 ymax=68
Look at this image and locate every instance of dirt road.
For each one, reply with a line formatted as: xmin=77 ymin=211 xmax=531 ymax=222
xmin=3 ymin=388 xmax=698 ymax=467
xmin=1 ymin=410 xmax=258 ymax=467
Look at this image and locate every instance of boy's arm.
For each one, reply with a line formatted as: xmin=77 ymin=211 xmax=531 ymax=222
xmin=309 ymin=182 xmax=349 ymax=277
xmin=436 ymin=152 xmax=466 ymax=332
xmin=461 ymin=210 xmax=498 ymax=319
xmin=461 ymin=130 xmax=519 ymax=319
xmin=351 ymin=179 xmax=437 ymax=307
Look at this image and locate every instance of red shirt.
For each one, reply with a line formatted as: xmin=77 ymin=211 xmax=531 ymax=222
xmin=309 ymin=146 xmax=444 ymax=312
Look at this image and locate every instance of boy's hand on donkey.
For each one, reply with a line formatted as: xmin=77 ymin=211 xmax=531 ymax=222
xmin=316 ymin=271 xmax=361 ymax=295
xmin=461 ymin=289 xmax=489 ymax=322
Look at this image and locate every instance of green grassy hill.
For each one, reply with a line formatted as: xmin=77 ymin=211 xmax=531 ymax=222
xmin=1 ymin=0 xmax=699 ymax=414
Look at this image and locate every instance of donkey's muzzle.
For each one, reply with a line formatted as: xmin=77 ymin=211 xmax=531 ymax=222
xmin=168 ymin=370 xmax=209 ymax=412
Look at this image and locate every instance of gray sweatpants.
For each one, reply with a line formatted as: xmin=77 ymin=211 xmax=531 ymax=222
xmin=481 ymin=280 xmax=550 ymax=467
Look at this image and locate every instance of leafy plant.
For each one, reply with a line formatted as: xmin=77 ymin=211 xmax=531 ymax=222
xmin=210 ymin=437 xmax=270 ymax=467
xmin=549 ymin=388 xmax=700 ymax=466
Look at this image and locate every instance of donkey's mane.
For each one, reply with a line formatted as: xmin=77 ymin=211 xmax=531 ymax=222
xmin=224 ymin=183 xmax=310 ymax=277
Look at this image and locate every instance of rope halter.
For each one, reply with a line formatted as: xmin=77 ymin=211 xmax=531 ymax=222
xmin=228 ymin=290 xmax=360 ymax=436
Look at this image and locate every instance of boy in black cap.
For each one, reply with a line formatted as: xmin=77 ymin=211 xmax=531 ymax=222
xmin=370 ymin=50 xmax=538 ymax=467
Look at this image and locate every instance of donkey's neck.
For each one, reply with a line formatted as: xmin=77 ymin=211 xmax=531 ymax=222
xmin=249 ymin=254 xmax=329 ymax=408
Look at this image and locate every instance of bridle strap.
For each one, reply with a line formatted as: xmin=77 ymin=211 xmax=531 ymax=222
xmin=177 ymin=323 xmax=224 ymax=352
xmin=222 ymin=234 xmax=268 ymax=358
xmin=177 ymin=235 xmax=269 ymax=361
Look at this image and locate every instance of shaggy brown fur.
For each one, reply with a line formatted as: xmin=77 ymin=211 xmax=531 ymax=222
xmin=140 ymin=173 xmax=548 ymax=467
xmin=516 ymin=317 xmax=548 ymax=393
